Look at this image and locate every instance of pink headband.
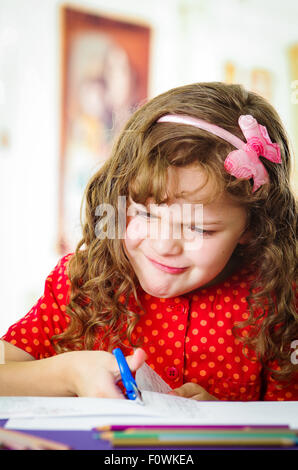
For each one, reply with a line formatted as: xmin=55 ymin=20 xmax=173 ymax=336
xmin=157 ymin=114 xmax=282 ymax=192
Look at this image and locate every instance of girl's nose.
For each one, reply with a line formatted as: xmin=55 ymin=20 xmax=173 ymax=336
xmin=150 ymin=237 xmax=183 ymax=256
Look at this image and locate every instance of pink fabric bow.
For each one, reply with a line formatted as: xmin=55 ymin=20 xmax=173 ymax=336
xmin=224 ymin=115 xmax=282 ymax=192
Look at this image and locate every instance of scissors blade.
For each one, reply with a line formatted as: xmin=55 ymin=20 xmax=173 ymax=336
xmin=132 ymin=383 xmax=144 ymax=405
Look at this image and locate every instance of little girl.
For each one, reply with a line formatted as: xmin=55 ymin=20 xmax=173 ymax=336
xmin=1 ymin=82 xmax=297 ymax=401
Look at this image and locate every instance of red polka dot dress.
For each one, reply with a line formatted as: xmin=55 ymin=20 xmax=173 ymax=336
xmin=2 ymin=254 xmax=298 ymax=401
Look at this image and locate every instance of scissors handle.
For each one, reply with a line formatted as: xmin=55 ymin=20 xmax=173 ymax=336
xmin=113 ymin=348 xmax=138 ymax=400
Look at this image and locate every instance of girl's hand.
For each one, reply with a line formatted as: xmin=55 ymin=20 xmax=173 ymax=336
xmin=168 ymin=382 xmax=219 ymax=401
xmin=64 ymin=348 xmax=147 ymax=399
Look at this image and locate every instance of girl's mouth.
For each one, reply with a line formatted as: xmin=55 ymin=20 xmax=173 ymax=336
xmin=146 ymin=256 xmax=188 ymax=274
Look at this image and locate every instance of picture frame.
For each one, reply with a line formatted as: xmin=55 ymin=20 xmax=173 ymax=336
xmin=288 ymin=43 xmax=298 ymax=194
xmin=58 ymin=6 xmax=151 ymax=253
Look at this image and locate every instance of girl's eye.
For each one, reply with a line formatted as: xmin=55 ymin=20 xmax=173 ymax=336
xmin=135 ymin=211 xmax=214 ymax=236
xmin=188 ymin=226 xmax=214 ymax=236
xmin=136 ymin=212 xmax=214 ymax=236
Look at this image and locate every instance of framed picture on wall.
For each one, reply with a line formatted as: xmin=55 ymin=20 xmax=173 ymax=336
xmin=58 ymin=6 xmax=151 ymax=254
xmin=288 ymin=43 xmax=298 ymax=194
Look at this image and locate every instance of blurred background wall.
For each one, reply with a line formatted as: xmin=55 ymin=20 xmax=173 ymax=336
xmin=0 ymin=0 xmax=297 ymax=333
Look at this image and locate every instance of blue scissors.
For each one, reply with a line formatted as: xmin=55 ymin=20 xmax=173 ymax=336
xmin=113 ymin=348 xmax=144 ymax=405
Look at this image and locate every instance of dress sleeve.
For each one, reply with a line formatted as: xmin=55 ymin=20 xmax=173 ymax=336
xmin=1 ymin=254 xmax=73 ymax=359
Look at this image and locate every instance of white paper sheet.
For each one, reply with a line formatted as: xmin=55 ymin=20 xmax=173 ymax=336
xmin=0 ymin=392 xmax=205 ymax=420
xmin=2 ymin=392 xmax=207 ymax=430
xmin=136 ymin=362 xmax=172 ymax=394
xmin=141 ymin=390 xmax=208 ymax=418
xmin=0 ymin=396 xmax=160 ymax=419
xmin=5 ymin=415 xmax=194 ymax=431
xmin=4 ymin=398 xmax=298 ymax=431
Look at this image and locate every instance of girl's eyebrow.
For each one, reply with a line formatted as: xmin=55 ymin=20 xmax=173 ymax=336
xmin=142 ymin=205 xmax=225 ymax=226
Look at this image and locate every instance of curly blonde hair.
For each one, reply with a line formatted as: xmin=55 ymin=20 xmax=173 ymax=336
xmin=52 ymin=82 xmax=297 ymax=382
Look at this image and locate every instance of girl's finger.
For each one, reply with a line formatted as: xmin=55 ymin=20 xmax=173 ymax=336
xmin=98 ymin=371 xmax=125 ymax=399
xmin=125 ymin=348 xmax=147 ymax=372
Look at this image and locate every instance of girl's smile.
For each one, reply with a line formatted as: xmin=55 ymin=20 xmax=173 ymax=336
xmin=145 ymin=255 xmax=189 ymax=274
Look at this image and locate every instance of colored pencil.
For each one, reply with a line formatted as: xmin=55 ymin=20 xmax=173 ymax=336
xmin=100 ymin=431 xmax=297 ymax=447
xmin=121 ymin=428 xmax=298 ymax=435
xmin=94 ymin=424 xmax=290 ymax=432
xmin=101 ymin=430 xmax=298 ymax=439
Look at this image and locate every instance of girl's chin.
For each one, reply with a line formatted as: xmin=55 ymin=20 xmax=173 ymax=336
xmin=140 ymin=279 xmax=175 ymax=299
xmin=140 ymin=279 xmax=193 ymax=299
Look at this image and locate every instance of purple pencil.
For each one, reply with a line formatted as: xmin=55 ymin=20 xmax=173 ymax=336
xmin=94 ymin=424 xmax=289 ymax=432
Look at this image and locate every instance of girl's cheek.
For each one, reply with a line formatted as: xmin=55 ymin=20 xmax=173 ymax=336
xmin=183 ymin=234 xmax=204 ymax=252
xmin=125 ymin=218 xmax=148 ymax=246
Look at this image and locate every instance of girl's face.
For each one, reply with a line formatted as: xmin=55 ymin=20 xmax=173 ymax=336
xmin=123 ymin=165 xmax=249 ymax=298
